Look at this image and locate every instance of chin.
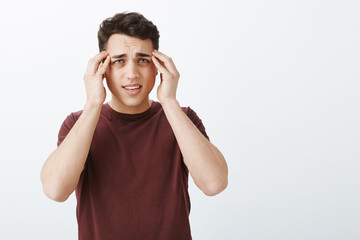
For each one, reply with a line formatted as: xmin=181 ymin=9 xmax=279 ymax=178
xmin=110 ymin=89 xmax=152 ymax=113
xmin=122 ymin=96 xmax=145 ymax=105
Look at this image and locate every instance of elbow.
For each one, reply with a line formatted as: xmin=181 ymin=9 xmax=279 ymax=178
xmin=42 ymin=182 xmax=71 ymax=202
xmin=43 ymin=188 xmax=70 ymax=202
xmin=202 ymin=177 xmax=228 ymax=196
xmin=41 ymin=174 xmax=71 ymax=202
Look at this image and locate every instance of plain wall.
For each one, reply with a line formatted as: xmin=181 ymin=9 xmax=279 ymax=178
xmin=0 ymin=0 xmax=359 ymax=239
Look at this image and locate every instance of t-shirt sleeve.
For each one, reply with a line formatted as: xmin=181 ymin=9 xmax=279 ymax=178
xmin=57 ymin=112 xmax=80 ymax=147
xmin=183 ymin=106 xmax=210 ymax=141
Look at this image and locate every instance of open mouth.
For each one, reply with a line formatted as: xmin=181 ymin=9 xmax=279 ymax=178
xmin=123 ymin=85 xmax=142 ymax=90
xmin=122 ymin=84 xmax=142 ymax=95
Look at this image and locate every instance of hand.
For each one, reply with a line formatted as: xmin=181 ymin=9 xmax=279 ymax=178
xmin=83 ymin=51 xmax=110 ymax=106
xmin=152 ymin=50 xmax=180 ymax=105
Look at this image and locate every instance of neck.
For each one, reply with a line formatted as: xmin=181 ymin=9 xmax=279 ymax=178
xmin=108 ymin=97 xmax=152 ymax=114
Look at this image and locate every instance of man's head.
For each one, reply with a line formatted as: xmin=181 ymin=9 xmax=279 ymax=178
xmin=98 ymin=12 xmax=160 ymax=114
xmin=98 ymin=12 xmax=160 ymax=52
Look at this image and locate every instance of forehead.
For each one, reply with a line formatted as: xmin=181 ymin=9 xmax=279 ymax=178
xmin=105 ymin=34 xmax=153 ymax=54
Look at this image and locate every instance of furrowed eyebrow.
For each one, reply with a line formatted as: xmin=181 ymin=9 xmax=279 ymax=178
xmin=136 ymin=53 xmax=151 ymax=57
xmin=111 ymin=52 xmax=151 ymax=59
xmin=111 ymin=54 xmax=126 ymax=59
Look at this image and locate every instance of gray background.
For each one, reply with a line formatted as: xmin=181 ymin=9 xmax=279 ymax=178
xmin=0 ymin=0 xmax=359 ymax=239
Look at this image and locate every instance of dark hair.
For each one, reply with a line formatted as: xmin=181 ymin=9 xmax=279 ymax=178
xmin=98 ymin=12 xmax=160 ymax=51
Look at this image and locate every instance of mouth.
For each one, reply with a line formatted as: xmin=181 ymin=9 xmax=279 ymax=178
xmin=123 ymin=85 xmax=142 ymax=90
xmin=122 ymin=84 xmax=142 ymax=95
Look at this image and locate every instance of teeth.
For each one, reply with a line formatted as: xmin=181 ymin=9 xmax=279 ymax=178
xmin=124 ymin=86 xmax=141 ymax=90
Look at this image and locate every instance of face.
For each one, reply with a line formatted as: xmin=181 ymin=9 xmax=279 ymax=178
xmin=104 ymin=34 xmax=157 ymax=114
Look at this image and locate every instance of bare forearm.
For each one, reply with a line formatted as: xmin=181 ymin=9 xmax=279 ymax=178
xmin=41 ymin=103 xmax=102 ymax=202
xmin=162 ymin=100 xmax=228 ymax=196
xmin=41 ymin=52 xmax=110 ymax=202
xmin=152 ymin=50 xmax=227 ymax=195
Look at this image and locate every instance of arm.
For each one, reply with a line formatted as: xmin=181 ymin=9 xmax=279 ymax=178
xmin=40 ymin=52 xmax=110 ymax=202
xmin=152 ymin=50 xmax=228 ymax=196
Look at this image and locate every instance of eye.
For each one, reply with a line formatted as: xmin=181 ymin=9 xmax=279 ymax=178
xmin=138 ymin=58 xmax=150 ymax=63
xmin=114 ymin=59 xmax=124 ymax=64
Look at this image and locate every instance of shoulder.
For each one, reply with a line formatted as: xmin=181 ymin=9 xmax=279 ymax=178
xmin=69 ymin=109 xmax=83 ymax=120
xmin=181 ymin=106 xmax=191 ymax=115
xmin=62 ymin=109 xmax=83 ymax=125
xmin=65 ymin=103 xmax=108 ymax=123
xmin=59 ymin=109 xmax=83 ymax=131
xmin=181 ymin=105 xmax=200 ymax=120
xmin=180 ymin=104 xmax=209 ymax=139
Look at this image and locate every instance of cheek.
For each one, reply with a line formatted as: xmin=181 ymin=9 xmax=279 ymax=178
xmin=149 ymin=70 xmax=157 ymax=85
xmin=105 ymin=69 xmax=120 ymax=89
xmin=106 ymin=67 xmax=124 ymax=80
xmin=104 ymin=67 xmax=111 ymax=81
xmin=141 ymin=66 xmax=156 ymax=78
xmin=105 ymin=78 xmax=113 ymax=91
xmin=105 ymin=64 xmax=115 ymax=75
xmin=151 ymin=63 xmax=158 ymax=76
xmin=141 ymin=69 xmax=156 ymax=91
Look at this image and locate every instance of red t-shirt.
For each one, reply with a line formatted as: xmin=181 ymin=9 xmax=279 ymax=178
xmin=57 ymin=101 xmax=209 ymax=240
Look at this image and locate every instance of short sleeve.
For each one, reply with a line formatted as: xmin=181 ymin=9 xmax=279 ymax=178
xmin=57 ymin=111 xmax=82 ymax=147
xmin=182 ymin=106 xmax=210 ymax=141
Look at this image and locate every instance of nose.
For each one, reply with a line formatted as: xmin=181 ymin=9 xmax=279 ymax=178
xmin=126 ymin=62 xmax=139 ymax=80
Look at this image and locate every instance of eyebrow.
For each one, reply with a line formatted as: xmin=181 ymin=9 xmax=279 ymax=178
xmin=112 ymin=52 xmax=151 ymax=58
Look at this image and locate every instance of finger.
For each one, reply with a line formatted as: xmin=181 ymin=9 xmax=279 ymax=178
xmin=152 ymin=50 xmax=178 ymax=74
xmin=152 ymin=55 xmax=168 ymax=74
xmin=86 ymin=51 xmax=109 ymax=74
xmin=97 ymin=55 xmax=110 ymax=75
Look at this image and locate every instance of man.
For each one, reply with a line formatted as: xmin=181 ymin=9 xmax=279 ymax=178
xmin=41 ymin=12 xmax=228 ymax=239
